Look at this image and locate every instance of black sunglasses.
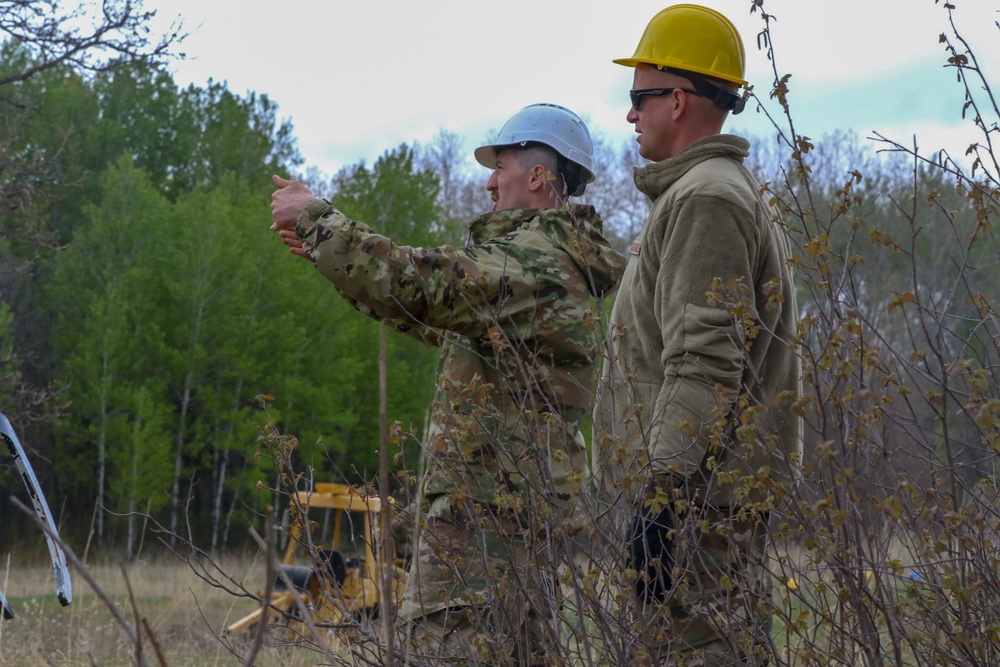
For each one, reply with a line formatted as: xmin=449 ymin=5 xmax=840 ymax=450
xmin=629 ymin=87 xmax=701 ymax=111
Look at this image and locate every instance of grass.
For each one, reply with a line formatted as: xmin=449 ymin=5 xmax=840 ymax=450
xmin=1 ymin=540 xmax=976 ymax=666
xmin=0 ymin=553 xmax=340 ymax=666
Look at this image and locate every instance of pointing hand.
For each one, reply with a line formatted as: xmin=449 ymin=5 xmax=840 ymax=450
xmin=270 ymin=174 xmax=315 ymax=231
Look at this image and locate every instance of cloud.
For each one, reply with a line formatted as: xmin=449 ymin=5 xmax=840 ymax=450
xmin=149 ymin=0 xmax=999 ymax=176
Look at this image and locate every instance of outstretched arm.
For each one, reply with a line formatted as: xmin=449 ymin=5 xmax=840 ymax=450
xmin=295 ymin=202 xmax=542 ymax=341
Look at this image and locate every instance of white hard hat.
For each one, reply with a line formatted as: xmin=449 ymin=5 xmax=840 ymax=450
xmin=474 ymin=103 xmax=596 ymax=196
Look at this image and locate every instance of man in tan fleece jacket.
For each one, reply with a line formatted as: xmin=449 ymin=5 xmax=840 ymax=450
xmin=592 ymin=5 xmax=803 ymax=666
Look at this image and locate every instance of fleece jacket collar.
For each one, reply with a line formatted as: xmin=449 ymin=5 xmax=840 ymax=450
xmin=634 ymin=134 xmax=751 ymax=201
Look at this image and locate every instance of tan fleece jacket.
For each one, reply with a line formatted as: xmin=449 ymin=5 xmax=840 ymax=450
xmin=593 ymin=134 xmax=802 ymax=507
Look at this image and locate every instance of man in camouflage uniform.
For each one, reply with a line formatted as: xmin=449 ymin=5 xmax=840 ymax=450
xmin=270 ymin=103 xmax=626 ymax=666
xmin=593 ymin=6 xmax=803 ymax=666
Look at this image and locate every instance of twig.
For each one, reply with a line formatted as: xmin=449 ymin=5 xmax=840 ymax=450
xmin=377 ymin=322 xmax=397 ymax=666
xmin=119 ymin=563 xmax=144 ymax=666
xmin=240 ymin=511 xmax=274 ymax=667
xmin=142 ymin=618 xmax=169 ymax=667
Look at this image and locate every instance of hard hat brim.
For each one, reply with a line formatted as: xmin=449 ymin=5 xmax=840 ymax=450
xmin=613 ymin=57 xmax=747 ymax=86
xmin=474 ymin=145 xmax=499 ymax=170
xmin=474 ymin=144 xmax=596 ymax=185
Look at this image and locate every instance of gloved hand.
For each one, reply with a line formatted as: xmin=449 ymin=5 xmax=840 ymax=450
xmin=629 ymin=500 xmax=674 ymax=603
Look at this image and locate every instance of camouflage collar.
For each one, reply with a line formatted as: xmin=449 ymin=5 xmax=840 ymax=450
xmin=468 ymin=208 xmax=540 ymax=245
xmin=468 ymin=205 xmax=600 ymax=245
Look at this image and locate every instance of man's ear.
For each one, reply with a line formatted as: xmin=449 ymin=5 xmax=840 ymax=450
xmin=671 ymin=88 xmax=687 ymax=120
xmin=527 ymin=164 xmax=549 ymax=191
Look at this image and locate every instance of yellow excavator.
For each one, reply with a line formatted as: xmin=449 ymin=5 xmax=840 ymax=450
xmin=224 ymin=482 xmax=406 ymax=647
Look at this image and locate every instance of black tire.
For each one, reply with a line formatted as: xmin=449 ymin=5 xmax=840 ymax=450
xmin=274 ymin=565 xmax=315 ymax=593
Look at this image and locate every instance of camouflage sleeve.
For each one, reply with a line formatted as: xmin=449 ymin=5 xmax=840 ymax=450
xmin=328 ymin=281 xmax=443 ymax=346
xmin=295 ymin=200 xmax=540 ymax=341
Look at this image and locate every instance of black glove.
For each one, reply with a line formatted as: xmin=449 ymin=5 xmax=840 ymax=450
xmin=629 ymin=503 xmax=674 ymax=603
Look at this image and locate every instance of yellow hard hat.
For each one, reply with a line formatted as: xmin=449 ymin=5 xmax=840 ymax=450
xmin=614 ymin=4 xmax=747 ymax=86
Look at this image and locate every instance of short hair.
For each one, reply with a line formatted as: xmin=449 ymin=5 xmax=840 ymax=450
xmin=509 ymin=142 xmax=582 ymax=197
xmin=510 ymin=143 xmax=559 ymax=174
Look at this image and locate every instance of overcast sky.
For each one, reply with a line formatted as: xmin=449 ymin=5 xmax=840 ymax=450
xmin=147 ymin=0 xmax=999 ymax=178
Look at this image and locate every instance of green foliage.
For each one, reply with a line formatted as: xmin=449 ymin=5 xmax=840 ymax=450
xmin=111 ymin=386 xmax=173 ymax=515
xmin=332 ymin=143 xmax=444 ymax=240
xmin=9 ymin=60 xmax=316 ymax=549
xmin=27 ymin=131 xmax=447 ymax=552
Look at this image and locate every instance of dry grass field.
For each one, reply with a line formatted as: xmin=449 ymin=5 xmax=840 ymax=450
xmin=0 ymin=553 xmax=338 ymax=667
xmin=0 ymin=535 xmax=992 ymax=666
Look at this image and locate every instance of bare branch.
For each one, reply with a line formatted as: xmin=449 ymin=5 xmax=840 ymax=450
xmin=0 ymin=0 xmax=187 ymax=88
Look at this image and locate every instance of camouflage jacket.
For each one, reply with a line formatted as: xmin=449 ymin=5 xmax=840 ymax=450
xmin=296 ymin=202 xmax=626 ymax=513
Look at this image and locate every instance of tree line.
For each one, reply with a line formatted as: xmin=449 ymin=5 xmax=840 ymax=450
xmin=0 ymin=41 xmax=461 ymax=556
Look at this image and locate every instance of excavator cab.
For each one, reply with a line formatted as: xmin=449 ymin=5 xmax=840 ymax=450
xmin=224 ymin=483 xmax=405 ymax=646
